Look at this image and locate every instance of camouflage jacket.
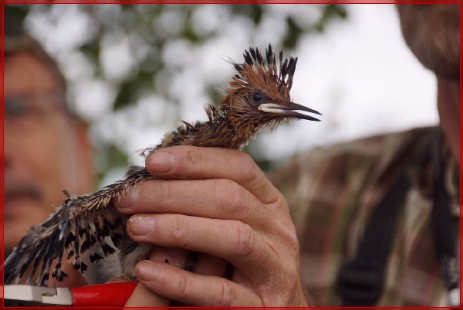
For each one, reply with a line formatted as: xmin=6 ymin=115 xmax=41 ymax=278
xmin=271 ymin=126 xmax=460 ymax=306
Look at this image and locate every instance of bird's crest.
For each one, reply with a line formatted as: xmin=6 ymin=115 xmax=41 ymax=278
xmin=231 ymin=44 xmax=297 ymax=99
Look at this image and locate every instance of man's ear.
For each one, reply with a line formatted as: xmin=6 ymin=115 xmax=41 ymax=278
xmin=73 ymin=119 xmax=95 ymax=194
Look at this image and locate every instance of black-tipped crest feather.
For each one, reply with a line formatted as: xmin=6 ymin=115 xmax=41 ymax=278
xmin=234 ymin=44 xmax=298 ymax=94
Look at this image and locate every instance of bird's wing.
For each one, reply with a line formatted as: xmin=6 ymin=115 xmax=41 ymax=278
xmin=3 ymin=166 xmax=152 ymax=286
xmin=4 ymin=192 xmax=126 ymax=286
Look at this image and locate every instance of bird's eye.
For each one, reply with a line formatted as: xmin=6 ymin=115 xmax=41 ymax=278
xmin=252 ymin=91 xmax=262 ymax=102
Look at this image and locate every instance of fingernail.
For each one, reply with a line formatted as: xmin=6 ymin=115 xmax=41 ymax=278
xmin=136 ymin=261 xmax=162 ymax=282
xmin=115 ymin=187 xmax=139 ymax=209
xmin=149 ymin=151 xmax=175 ymax=173
xmin=128 ymin=215 xmax=155 ymax=236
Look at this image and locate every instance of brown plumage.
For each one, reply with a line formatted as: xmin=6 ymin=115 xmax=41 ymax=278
xmin=4 ymin=44 xmax=321 ymax=286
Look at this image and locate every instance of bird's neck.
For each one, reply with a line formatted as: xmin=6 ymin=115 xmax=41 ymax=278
xmin=157 ymin=107 xmax=254 ymax=150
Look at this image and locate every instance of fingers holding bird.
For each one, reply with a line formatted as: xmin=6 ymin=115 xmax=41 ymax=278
xmin=144 ymin=145 xmax=282 ymax=205
xmin=114 ymin=146 xmax=305 ymax=306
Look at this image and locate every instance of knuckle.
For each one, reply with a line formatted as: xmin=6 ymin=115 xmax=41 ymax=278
xmin=239 ymin=153 xmax=260 ymax=184
xmin=279 ymin=221 xmax=299 ymax=256
xmin=287 ymin=230 xmax=299 ymax=254
xmin=214 ymin=280 xmax=233 ymax=306
xmin=171 ymin=215 xmax=188 ymax=245
xmin=234 ymin=222 xmax=255 ymax=258
xmin=215 ymin=179 xmax=247 ymax=216
xmin=176 ymin=272 xmax=189 ymax=299
xmin=150 ymin=180 xmax=172 ymax=206
xmin=272 ymin=193 xmax=288 ymax=209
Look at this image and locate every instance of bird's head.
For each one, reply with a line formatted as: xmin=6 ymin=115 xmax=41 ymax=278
xmin=220 ymin=44 xmax=321 ymax=136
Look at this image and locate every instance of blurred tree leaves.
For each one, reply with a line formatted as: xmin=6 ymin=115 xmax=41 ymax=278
xmin=315 ymin=4 xmax=348 ymax=32
xmin=6 ymin=4 xmax=347 ymax=182
xmin=232 ymin=5 xmax=263 ymax=25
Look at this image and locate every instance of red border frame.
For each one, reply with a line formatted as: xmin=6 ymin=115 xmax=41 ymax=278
xmin=0 ymin=2 xmax=3 ymax=306
xmin=1 ymin=1 xmax=462 ymax=4
xmin=2 ymin=2 xmax=462 ymax=309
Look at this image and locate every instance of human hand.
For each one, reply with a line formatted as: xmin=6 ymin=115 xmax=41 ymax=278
xmin=115 ymin=146 xmax=309 ymax=306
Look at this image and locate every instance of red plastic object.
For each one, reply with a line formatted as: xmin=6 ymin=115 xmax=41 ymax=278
xmin=71 ymin=282 xmax=138 ymax=307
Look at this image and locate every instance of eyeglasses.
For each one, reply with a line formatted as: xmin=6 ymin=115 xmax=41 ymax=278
xmin=5 ymin=91 xmax=69 ymax=130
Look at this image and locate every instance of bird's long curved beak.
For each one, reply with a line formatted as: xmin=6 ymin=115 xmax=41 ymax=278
xmin=258 ymin=102 xmax=321 ymax=121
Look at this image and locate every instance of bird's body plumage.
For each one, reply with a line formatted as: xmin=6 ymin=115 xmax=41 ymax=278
xmin=4 ymin=45 xmax=320 ymax=286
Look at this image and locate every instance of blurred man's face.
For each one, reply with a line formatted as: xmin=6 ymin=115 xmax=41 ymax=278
xmin=4 ymin=52 xmax=92 ymax=254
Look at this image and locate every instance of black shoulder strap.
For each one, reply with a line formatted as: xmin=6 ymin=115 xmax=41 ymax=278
xmin=336 ymin=173 xmax=410 ymax=306
xmin=431 ymin=132 xmax=459 ymax=306
xmin=336 ymin=128 xmax=438 ymax=306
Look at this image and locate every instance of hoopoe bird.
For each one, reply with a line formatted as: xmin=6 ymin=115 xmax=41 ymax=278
xmin=4 ymin=44 xmax=321 ymax=286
